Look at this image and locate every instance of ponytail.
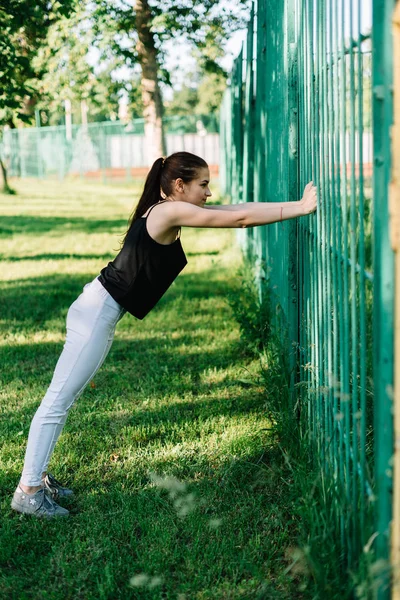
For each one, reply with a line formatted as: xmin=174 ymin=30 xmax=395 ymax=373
xmin=120 ymin=157 xmax=164 ymax=245
xmin=132 ymin=157 xmax=164 ymax=222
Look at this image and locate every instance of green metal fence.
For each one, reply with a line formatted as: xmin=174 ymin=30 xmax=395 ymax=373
xmin=221 ymin=0 xmax=395 ymax=594
xmin=1 ymin=115 xmax=219 ymax=182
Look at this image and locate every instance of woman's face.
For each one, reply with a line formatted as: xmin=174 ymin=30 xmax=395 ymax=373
xmin=176 ymin=167 xmax=212 ymax=207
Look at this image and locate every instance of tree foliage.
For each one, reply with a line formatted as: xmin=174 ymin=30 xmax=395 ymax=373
xmin=0 ymin=0 xmax=76 ymax=121
xmin=164 ymin=71 xmax=227 ymax=123
xmin=0 ymin=0 xmax=249 ymax=126
xmin=0 ymin=0 xmax=76 ymax=192
xmin=32 ymin=6 xmax=126 ymax=125
xmin=91 ymin=0 xmax=249 ymax=74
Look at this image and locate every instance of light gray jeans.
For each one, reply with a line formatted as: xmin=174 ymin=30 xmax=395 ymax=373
xmin=20 ymin=277 xmax=126 ymax=486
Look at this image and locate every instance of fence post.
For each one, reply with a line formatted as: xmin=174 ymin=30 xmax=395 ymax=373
xmin=287 ymin=0 xmax=300 ymax=410
xmin=232 ymin=46 xmax=244 ymax=204
xmin=390 ymin=2 xmax=400 ymax=597
xmin=372 ymin=0 xmax=395 ymax=596
xmin=253 ymin=0 xmax=268 ymax=298
xmin=243 ymin=2 xmax=255 ymax=259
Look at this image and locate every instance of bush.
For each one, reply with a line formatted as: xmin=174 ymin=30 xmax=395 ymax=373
xmin=227 ymin=265 xmax=274 ymax=356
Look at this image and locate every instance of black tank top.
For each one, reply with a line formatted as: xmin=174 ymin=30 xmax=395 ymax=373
xmin=98 ymin=201 xmax=187 ymax=319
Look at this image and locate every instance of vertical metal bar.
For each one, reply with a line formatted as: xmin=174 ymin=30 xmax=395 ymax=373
xmin=287 ymin=0 xmax=299 ymax=410
xmin=304 ymin=0 xmax=312 ymax=439
xmin=231 ymin=54 xmax=240 ymax=201
xmin=304 ymin=0 xmax=316 ymax=446
xmin=326 ymin=0 xmax=337 ymax=490
xmin=390 ymin=5 xmax=400 ymax=595
xmin=339 ymin=0 xmax=352 ymax=566
xmin=219 ymin=91 xmax=230 ymax=199
xmin=225 ymin=89 xmax=233 ymax=198
xmin=348 ymin=0 xmax=359 ymax=559
xmin=297 ymin=0 xmax=308 ymax=432
xmin=243 ymin=2 xmax=256 ymax=258
xmin=308 ymin=0 xmax=319 ymax=455
xmin=334 ymin=0 xmax=347 ymax=554
xmin=356 ymin=0 xmax=368 ymax=553
xmin=237 ymin=46 xmax=244 ymax=203
xmin=330 ymin=0 xmax=344 ymax=544
xmin=372 ymin=0 xmax=395 ymax=595
xmin=321 ymin=0 xmax=334 ymax=482
xmin=320 ymin=0 xmax=328 ymax=473
xmin=314 ymin=0 xmax=324 ymax=468
xmin=254 ymin=0 xmax=268 ymax=291
xmin=326 ymin=0 xmax=338 ymax=481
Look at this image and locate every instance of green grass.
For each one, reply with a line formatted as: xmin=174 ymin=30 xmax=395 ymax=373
xmin=0 ymin=179 xmax=309 ymax=600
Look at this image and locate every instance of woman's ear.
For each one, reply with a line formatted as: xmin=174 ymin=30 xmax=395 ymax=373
xmin=174 ymin=178 xmax=185 ymax=193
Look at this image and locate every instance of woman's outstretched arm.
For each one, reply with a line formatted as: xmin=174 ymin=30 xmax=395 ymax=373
xmin=204 ymin=200 xmax=304 ymax=212
xmin=164 ymin=181 xmax=317 ymax=229
xmin=205 ymin=182 xmax=316 ymax=212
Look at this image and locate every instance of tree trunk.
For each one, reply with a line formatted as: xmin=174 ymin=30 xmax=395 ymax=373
xmin=135 ymin=0 xmax=166 ymax=163
xmin=0 ymin=120 xmax=16 ymax=193
xmin=0 ymin=156 xmax=15 ymax=195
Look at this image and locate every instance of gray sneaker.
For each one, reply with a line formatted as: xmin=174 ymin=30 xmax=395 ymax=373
xmin=11 ymin=486 xmax=69 ymax=519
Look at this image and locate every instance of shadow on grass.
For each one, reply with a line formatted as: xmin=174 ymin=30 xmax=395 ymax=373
xmin=0 ymin=267 xmax=236 ymax=329
xmin=0 ymin=215 xmax=127 ymax=237
xmin=0 ymin=253 xmax=115 ymax=262
xmin=0 ymin=333 xmax=253 ymax=434
xmin=152 ymin=270 xmax=232 ymax=306
xmin=0 ymin=273 xmax=96 ymax=329
xmin=185 ymin=251 xmax=219 ymax=257
xmin=0 ymin=251 xmax=218 ymax=262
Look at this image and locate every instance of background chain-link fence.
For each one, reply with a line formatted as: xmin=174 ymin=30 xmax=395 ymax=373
xmin=2 ymin=115 xmax=219 ymax=181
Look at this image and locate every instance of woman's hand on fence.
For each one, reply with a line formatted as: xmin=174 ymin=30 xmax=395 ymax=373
xmin=300 ymin=181 xmax=318 ymax=215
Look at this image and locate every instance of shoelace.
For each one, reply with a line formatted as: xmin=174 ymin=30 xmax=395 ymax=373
xmin=46 ymin=473 xmax=65 ymax=488
xmin=43 ymin=474 xmax=61 ymax=499
xmin=38 ymin=488 xmax=57 ymax=512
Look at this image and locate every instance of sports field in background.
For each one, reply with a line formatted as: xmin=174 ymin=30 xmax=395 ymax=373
xmin=0 ymin=179 xmax=307 ymax=599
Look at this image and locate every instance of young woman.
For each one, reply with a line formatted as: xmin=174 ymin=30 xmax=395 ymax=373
xmin=11 ymin=151 xmax=317 ymax=519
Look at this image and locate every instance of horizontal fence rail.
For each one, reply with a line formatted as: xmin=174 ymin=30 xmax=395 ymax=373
xmin=221 ymin=0 xmax=395 ymax=595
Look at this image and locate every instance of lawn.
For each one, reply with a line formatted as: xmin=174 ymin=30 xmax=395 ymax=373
xmin=0 ymin=178 xmax=306 ymax=599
